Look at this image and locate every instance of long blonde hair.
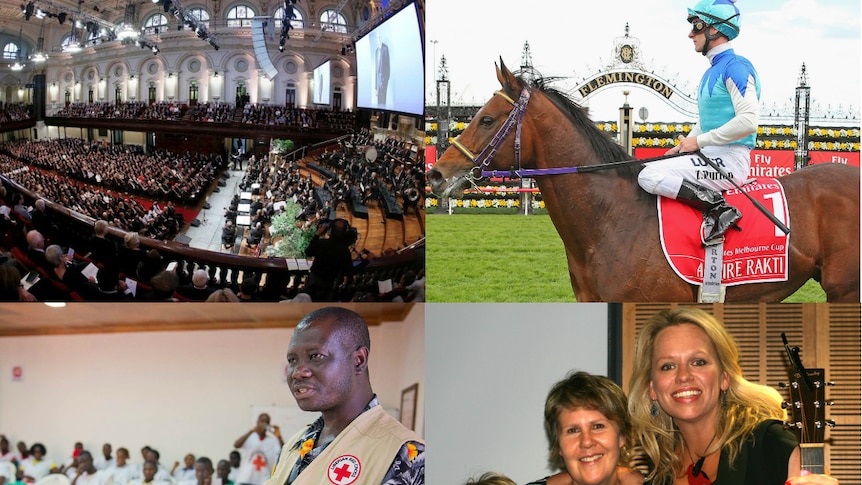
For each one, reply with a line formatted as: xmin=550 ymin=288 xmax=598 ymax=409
xmin=628 ymin=308 xmax=786 ymax=484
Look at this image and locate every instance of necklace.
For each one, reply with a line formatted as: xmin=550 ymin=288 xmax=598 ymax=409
xmin=682 ymin=433 xmax=717 ymax=485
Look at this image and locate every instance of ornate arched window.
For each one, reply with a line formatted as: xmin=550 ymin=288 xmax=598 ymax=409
xmin=319 ymin=9 xmax=347 ymax=33
xmin=226 ymin=5 xmax=256 ymax=28
xmin=2 ymin=42 xmax=20 ymax=60
xmin=144 ymin=13 xmax=169 ymax=34
xmin=188 ymin=8 xmax=210 ymax=28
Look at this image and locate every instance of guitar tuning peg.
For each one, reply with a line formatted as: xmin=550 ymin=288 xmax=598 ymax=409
xmin=781 ymin=401 xmax=791 ymax=409
xmin=778 ymin=382 xmax=788 ymax=388
xmin=826 ymin=419 xmax=836 ymax=428
xmin=825 ymin=381 xmax=835 ymax=386
xmin=783 ymin=421 xmax=797 ymax=429
xmin=825 ymin=400 xmax=835 ymax=406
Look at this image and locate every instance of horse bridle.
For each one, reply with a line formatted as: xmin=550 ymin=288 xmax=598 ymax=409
xmin=448 ymin=87 xmax=696 ymax=181
xmin=450 ymin=87 xmax=618 ymax=180
xmin=450 ymin=88 xmax=531 ymax=181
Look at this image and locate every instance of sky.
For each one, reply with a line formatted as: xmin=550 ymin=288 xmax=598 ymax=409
xmin=424 ymin=0 xmax=861 ymax=123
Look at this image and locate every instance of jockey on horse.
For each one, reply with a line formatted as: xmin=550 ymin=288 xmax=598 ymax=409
xmin=637 ymin=0 xmax=758 ymax=242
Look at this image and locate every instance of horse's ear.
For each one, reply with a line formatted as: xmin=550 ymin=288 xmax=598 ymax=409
xmin=496 ymin=57 xmax=521 ymax=96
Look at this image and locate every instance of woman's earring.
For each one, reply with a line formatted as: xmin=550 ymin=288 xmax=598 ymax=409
xmin=650 ymin=400 xmax=659 ymax=417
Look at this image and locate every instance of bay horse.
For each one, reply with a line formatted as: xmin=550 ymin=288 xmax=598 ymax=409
xmin=427 ymin=59 xmax=860 ymax=302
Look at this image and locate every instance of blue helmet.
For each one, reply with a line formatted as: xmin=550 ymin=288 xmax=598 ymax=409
xmin=687 ymin=0 xmax=741 ymax=40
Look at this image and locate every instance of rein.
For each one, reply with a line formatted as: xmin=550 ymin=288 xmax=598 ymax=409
xmin=451 ymin=87 xmax=687 ymax=181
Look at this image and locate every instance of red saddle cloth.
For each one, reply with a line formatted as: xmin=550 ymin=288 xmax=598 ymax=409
xmin=658 ymin=178 xmax=790 ymax=286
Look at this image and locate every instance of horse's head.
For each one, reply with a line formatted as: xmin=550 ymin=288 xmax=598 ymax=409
xmin=427 ymin=58 xmax=535 ymax=198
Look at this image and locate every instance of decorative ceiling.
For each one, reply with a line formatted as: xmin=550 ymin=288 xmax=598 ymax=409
xmin=0 ymin=302 xmax=417 ymax=336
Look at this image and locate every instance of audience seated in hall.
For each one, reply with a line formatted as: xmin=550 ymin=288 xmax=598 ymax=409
xmin=1 ymin=138 xmax=220 ymax=205
xmin=0 ymin=102 xmax=31 ymax=123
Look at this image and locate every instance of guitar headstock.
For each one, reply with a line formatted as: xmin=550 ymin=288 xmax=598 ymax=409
xmin=781 ymin=367 xmax=834 ymax=444
xmin=779 ymin=333 xmax=835 ymax=475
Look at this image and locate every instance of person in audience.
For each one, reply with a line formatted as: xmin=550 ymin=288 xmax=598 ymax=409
xmin=128 ymin=461 xmax=168 ymax=485
xmin=94 ymin=267 xmax=134 ymax=301
xmin=137 ymin=270 xmax=179 ymax=301
xmin=177 ymin=269 xmax=217 ymax=301
xmin=136 ymin=249 xmax=165 ymax=284
xmin=25 ymin=230 xmax=49 ymax=272
xmin=62 ymin=442 xmax=85 ymax=474
xmin=14 ymin=442 xmax=29 ymax=464
xmin=233 ymin=414 xmax=283 ymax=485
xmin=142 ymin=450 xmax=170 ymax=481
xmin=237 ymin=278 xmax=262 ymax=302
xmin=19 ymin=444 xmax=52 ymax=483
xmin=0 ymin=436 xmax=15 ymax=464
xmin=191 ymin=458 xmax=215 ymax=485
xmin=93 ymin=444 xmax=114 ymax=471
xmin=216 ymin=460 xmax=232 ymax=485
xmin=87 ymin=220 xmax=118 ymax=271
xmin=206 ymin=288 xmax=240 ymax=302
xmin=106 ymin=448 xmax=134 ymax=485
xmin=226 ymin=452 xmax=239 ymax=483
xmin=118 ymin=232 xmax=145 ymax=278
xmin=71 ymin=451 xmax=111 ymax=485
xmin=0 ymin=265 xmax=24 ymax=301
xmin=172 ymin=454 xmax=195 ymax=483
xmin=303 ymin=219 xmax=354 ymax=301
xmin=44 ymin=245 xmax=100 ymax=299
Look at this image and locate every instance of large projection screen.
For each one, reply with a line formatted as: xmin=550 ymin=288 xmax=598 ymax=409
xmin=355 ymin=2 xmax=424 ymax=116
xmin=313 ymin=60 xmax=331 ymax=105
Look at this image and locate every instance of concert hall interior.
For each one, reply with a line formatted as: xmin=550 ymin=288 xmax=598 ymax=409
xmin=0 ymin=0 xmax=426 ymax=302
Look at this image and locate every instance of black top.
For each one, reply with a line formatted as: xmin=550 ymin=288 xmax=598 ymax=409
xmin=305 ymin=236 xmax=353 ymax=282
xmin=648 ymin=420 xmax=798 ymax=485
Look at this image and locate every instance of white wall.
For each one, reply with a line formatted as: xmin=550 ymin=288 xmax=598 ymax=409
xmin=425 ymin=303 xmax=609 ymax=485
xmin=0 ymin=307 xmax=424 ymax=469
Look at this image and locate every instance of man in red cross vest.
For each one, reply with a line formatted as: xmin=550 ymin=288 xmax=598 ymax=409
xmin=265 ymin=307 xmax=424 ymax=485
xmin=233 ymin=413 xmax=283 ymax=485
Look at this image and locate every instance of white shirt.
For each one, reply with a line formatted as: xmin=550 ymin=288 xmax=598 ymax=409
xmin=94 ymin=457 xmax=116 ymax=471
xmin=133 ymin=464 xmax=171 ymax=481
xmin=235 ymin=434 xmax=280 ymax=485
xmin=20 ymin=457 xmax=52 ymax=481
xmin=106 ymin=463 xmax=135 ymax=485
xmin=128 ymin=479 xmax=171 ymax=485
xmin=173 ymin=467 xmax=195 ymax=482
xmin=75 ymin=470 xmax=112 ymax=485
xmin=0 ymin=451 xmax=16 ymax=464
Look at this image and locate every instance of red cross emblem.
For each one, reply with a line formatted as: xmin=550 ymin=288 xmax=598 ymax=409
xmin=327 ymin=455 xmax=360 ymax=485
xmin=251 ymin=453 xmax=267 ymax=471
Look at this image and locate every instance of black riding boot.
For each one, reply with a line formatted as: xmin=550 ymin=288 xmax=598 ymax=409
xmin=676 ymin=180 xmax=741 ymax=241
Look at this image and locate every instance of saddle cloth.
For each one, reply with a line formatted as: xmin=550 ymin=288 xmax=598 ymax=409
xmin=658 ymin=178 xmax=790 ymax=286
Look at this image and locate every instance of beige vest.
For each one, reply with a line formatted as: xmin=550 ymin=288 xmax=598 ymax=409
xmin=265 ymin=406 xmax=422 ymax=485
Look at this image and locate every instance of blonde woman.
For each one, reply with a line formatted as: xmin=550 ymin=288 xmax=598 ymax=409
xmin=628 ymin=308 xmax=837 ymax=485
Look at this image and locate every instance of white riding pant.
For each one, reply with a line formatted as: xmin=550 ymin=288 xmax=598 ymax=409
xmin=637 ymin=145 xmax=751 ymax=199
